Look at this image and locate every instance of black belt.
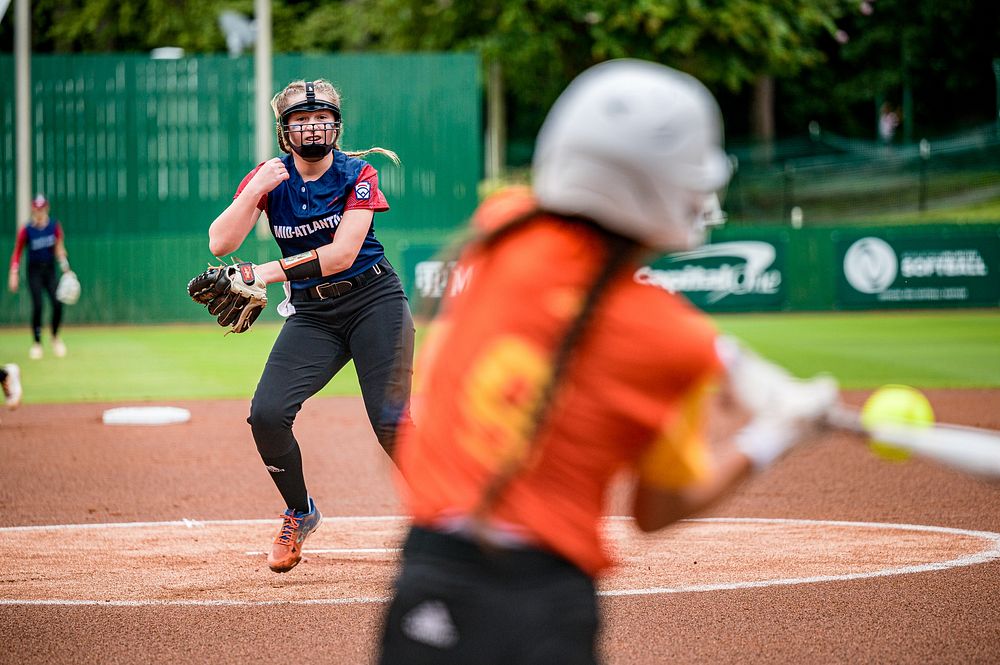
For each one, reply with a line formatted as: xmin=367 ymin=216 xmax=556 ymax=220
xmin=292 ymin=258 xmax=391 ymax=301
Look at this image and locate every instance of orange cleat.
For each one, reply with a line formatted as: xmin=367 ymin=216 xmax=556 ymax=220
xmin=267 ymin=498 xmax=322 ymax=573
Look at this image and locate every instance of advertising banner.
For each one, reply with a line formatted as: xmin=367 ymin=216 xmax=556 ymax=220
xmin=836 ymin=233 xmax=1000 ymax=308
xmin=401 ymin=228 xmax=999 ymax=314
xmin=402 ymin=244 xmax=472 ymax=306
xmin=405 ymin=238 xmax=789 ymax=313
xmin=640 ymin=239 xmax=788 ymax=312
xmin=404 ymin=234 xmax=786 ymax=311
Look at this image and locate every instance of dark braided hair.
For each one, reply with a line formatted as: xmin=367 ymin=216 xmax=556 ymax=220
xmin=467 ymin=211 xmax=640 ymax=529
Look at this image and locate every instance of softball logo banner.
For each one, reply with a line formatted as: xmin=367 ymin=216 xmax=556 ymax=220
xmin=402 ymin=244 xmax=474 ymax=303
xmin=836 ymin=234 xmax=999 ymax=309
xmin=843 ymin=237 xmax=898 ymax=294
xmin=638 ymin=239 xmax=787 ymax=312
xmin=413 ymin=260 xmax=473 ymax=299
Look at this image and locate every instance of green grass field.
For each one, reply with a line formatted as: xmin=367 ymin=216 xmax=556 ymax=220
xmin=0 ymin=324 xmax=364 ymax=404
xmin=714 ymin=310 xmax=1000 ymax=389
xmin=857 ymin=194 xmax=1000 ymax=225
xmin=1 ymin=310 xmax=997 ymax=404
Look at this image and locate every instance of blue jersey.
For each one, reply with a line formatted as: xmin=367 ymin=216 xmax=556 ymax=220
xmin=12 ymin=219 xmax=62 ymax=267
xmin=237 ymin=152 xmax=390 ymax=290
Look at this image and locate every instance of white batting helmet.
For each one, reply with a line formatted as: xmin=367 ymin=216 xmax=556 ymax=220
xmin=532 ymin=59 xmax=731 ymax=252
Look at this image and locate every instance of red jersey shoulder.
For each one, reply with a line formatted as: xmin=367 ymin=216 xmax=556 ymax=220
xmin=345 ymin=163 xmax=389 ymax=212
xmin=234 ymin=162 xmax=268 ymax=211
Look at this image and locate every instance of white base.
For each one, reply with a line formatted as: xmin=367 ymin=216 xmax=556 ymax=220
xmin=102 ymin=407 xmax=192 ymax=426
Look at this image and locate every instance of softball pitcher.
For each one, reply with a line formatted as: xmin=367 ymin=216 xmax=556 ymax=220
xmin=192 ymin=79 xmax=414 ymax=574
xmin=378 ymin=60 xmax=838 ymax=663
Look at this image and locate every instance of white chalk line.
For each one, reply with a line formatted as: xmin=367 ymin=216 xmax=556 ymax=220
xmin=0 ymin=515 xmax=404 ymax=533
xmin=3 ymin=597 xmax=390 ymax=607
xmin=2 ymin=516 xmax=998 ymax=607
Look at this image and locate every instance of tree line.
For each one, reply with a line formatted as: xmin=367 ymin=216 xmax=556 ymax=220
xmin=2 ymin=0 xmax=997 ymax=161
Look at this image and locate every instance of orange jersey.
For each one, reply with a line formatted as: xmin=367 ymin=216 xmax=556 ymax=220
xmin=396 ymin=188 xmax=722 ymax=577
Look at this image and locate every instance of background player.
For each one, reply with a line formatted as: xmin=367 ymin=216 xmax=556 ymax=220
xmin=379 ymin=60 xmax=838 ymax=664
xmin=8 ymin=194 xmax=72 ymax=359
xmin=205 ymin=79 xmax=415 ymax=574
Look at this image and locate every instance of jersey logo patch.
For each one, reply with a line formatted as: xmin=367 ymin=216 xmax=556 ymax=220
xmin=355 ymin=181 xmax=371 ymax=201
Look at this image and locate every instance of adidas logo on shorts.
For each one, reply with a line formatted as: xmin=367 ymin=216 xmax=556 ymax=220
xmin=401 ymin=600 xmax=459 ymax=649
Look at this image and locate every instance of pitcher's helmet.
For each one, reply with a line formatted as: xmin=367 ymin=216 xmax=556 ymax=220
xmin=275 ymin=81 xmax=342 ymax=162
xmin=532 ymin=59 xmax=730 ymax=252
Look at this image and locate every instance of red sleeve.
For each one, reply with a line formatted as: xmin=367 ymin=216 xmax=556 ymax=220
xmin=54 ymin=222 xmax=64 ymax=241
xmin=234 ymin=163 xmax=268 ymax=212
xmin=9 ymin=227 xmax=27 ymax=271
xmin=344 ymin=164 xmax=390 ymax=213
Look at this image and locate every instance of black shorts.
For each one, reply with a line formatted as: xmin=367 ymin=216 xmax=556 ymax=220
xmin=379 ymin=527 xmax=599 ymax=665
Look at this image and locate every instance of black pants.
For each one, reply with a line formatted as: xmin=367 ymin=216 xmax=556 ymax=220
xmin=248 ymin=267 xmax=414 ymax=462
xmin=380 ymin=527 xmax=599 ymax=665
xmin=27 ymin=261 xmax=62 ymax=343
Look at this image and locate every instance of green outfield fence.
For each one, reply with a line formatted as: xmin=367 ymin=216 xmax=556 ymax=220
xmin=0 ymin=53 xmax=480 ymax=324
xmin=403 ymin=224 xmax=1000 ymax=314
xmin=3 ymin=53 xmax=999 ymax=324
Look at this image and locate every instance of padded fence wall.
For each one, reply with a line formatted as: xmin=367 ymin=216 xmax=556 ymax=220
xmin=400 ymin=224 xmax=1000 ymax=315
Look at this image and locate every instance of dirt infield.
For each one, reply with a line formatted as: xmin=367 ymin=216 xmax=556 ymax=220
xmin=1 ymin=389 xmax=999 ymax=664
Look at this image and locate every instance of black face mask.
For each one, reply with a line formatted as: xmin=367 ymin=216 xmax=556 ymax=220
xmin=278 ymin=81 xmax=342 ymax=162
xmin=283 ymin=121 xmax=341 ymax=161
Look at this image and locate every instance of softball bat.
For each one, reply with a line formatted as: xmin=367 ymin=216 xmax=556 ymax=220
xmin=825 ymin=404 xmax=1000 ymax=480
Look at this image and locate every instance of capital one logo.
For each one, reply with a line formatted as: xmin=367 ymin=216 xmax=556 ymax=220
xmin=844 ymin=237 xmax=898 ymax=294
xmin=637 ymin=241 xmax=781 ymax=303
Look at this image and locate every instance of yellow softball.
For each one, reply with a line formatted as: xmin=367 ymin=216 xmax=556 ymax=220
xmin=860 ymin=384 xmax=935 ymax=462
